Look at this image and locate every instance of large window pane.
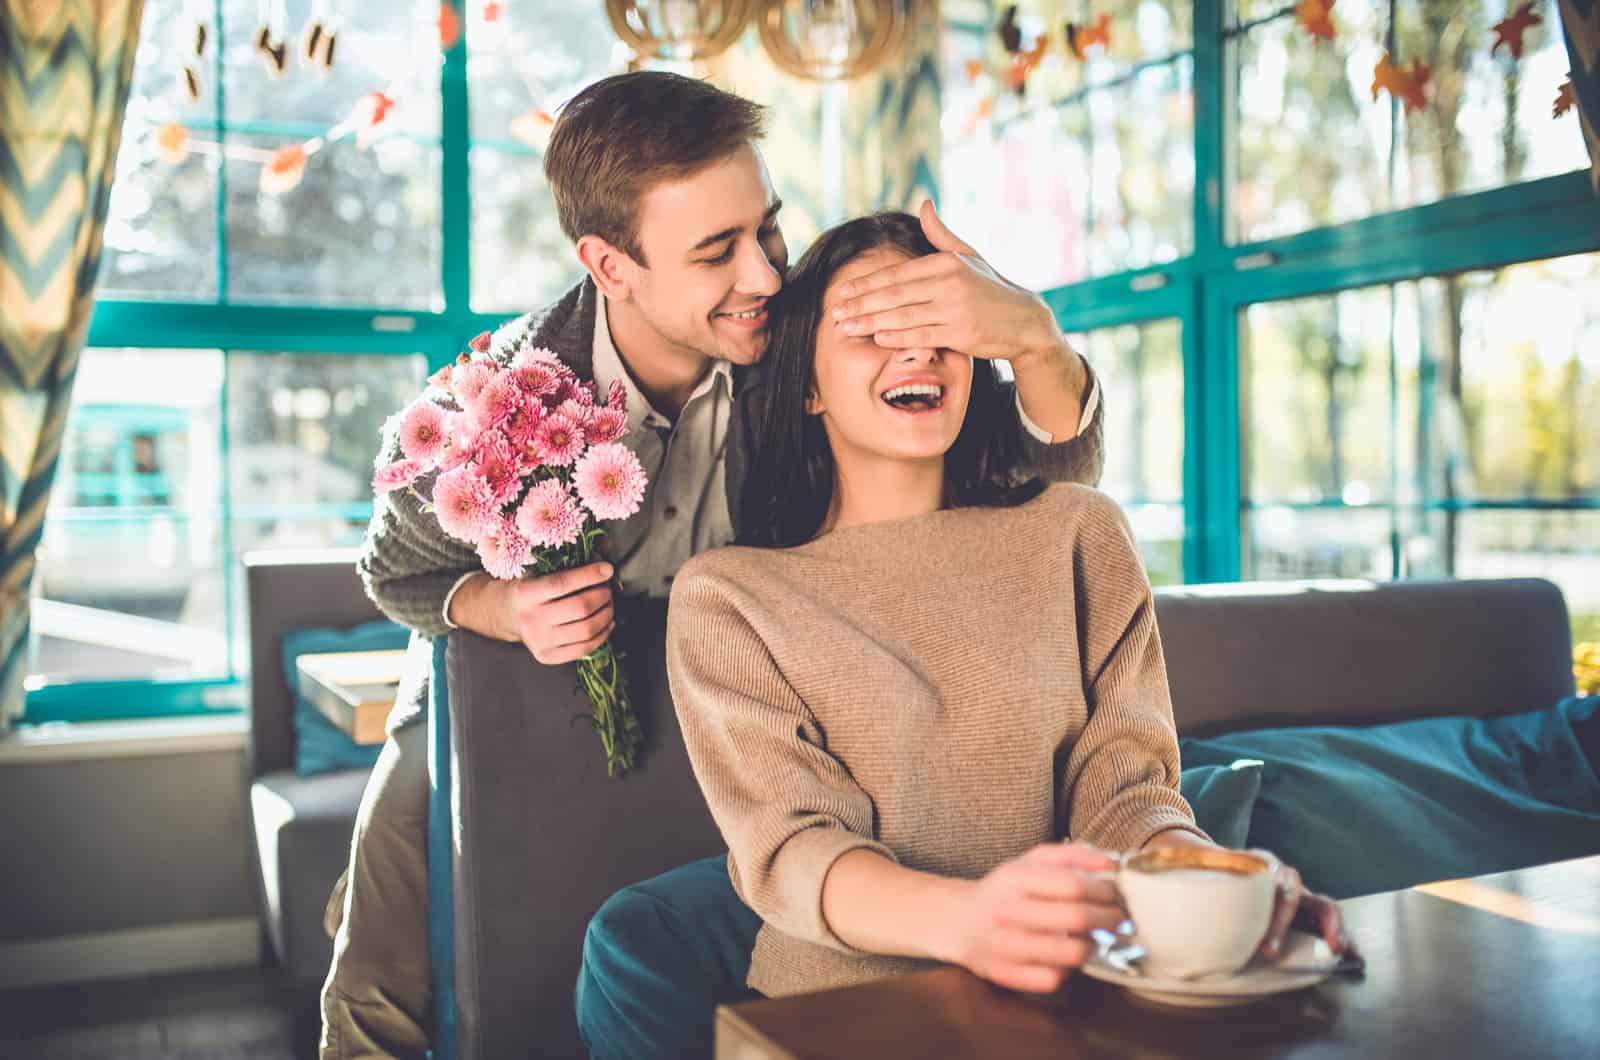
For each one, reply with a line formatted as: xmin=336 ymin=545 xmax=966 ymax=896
xmin=220 ymin=0 xmax=441 ymax=137
xmin=224 ymin=351 xmax=428 ymax=672
xmin=225 ymin=134 xmax=441 ymax=307
xmin=1085 ymin=318 xmax=1185 ymax=503
xmin=34 ymin=349 xmax=227 ymax=683
xmin=1241 ymin=251 xmax=1598 ymax=644
xmin=466 ymin=0 xmax=614 ymax=145
xmin=1394 ymin=0 xmax=1587 ymax=207
xmin=944 ymin=56 xmax=1193 ymax=288
xmin=214 ymin=0 xmax=442 ymax=306
xmin=1241 ymin=287 xmax=1395 ymax=504
xmin=470 ymin=147 xmax=582 ymax=313
xmin=99 ymin=0 xmax=220 ymax=300
xmin=1073 ymin=318 xmax=1186 ymax=582
xmin=1230 ymin=7 xmax=1390 ymax=242
xmin=1243 ymin=505 xmax=1394 ymax=580
xmin=467 ymin=0 xmax=615 ymax=311
xmin=1407 ymin=254 xmax=1599 ymax=505
xmin=1230 ymin=1 xmax=1588 ymax=243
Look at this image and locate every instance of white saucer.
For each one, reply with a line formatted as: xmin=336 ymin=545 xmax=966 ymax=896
xmin=1080 ymin=930 xmax=1339 ymax=1008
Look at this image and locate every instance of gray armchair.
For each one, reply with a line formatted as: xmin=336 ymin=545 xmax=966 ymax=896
xmin=243 ymin=549 xmax=381 ymax=1024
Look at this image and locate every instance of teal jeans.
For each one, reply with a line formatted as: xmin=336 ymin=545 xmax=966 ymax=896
xmin=576 ymin=856 xmax=763 ymax=1060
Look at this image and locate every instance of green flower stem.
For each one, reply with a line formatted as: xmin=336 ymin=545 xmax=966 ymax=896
xmin=573 ymin=525 xmax=642 ymax=776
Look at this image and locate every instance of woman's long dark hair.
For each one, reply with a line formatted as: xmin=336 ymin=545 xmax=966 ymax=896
xmin=739 ymin=211 xmax=1046 ymax=549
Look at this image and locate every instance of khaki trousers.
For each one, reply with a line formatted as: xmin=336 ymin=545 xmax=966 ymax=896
xmin=319 ymin=723 xmax=432 ymax=1060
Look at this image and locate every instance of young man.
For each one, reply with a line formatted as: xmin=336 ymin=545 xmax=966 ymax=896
xmin=324 ymin=70 xmax=1105 ymax=1059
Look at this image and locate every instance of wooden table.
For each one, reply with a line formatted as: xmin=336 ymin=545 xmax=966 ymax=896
xmin=716 ymin=855 xmax=1600 ymax=1059
xmin=294 ymin=648 xmax=406 ymax=744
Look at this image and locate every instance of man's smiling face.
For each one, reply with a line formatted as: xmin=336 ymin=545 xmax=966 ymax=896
xmin=624 ymin=144 xmax=788 ymax=366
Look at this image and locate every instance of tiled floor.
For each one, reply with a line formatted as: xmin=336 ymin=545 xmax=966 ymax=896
xmin=0 ymin=965 xmax=306 ymax=1060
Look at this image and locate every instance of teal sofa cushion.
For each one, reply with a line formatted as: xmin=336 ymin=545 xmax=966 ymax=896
xmin=281 ymin=619 xmax=410 ymax=777
xmin=1179 ymin=697 xmax=1600 ymax=899
xmin=1178 ymin=760 xmax=1264 ymax=849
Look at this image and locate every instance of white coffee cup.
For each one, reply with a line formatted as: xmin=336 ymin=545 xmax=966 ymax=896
xmin=1115 ymin=846 xmax=1277 ymax=977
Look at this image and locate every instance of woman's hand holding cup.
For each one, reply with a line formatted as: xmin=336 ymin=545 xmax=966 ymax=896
xmin=938 ymin=842 xmax=1126 ymax=994
xmin=1250 ymin=850 xmax=1352 ymax=960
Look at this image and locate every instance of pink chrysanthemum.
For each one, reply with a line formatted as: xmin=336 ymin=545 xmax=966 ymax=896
xmin=555 ymin=398 xmax=595 ymax=427
xmin=452 ymin=361 xmax=495 ymax=406
xmin=604 ymin=378 xmax=627 ymax=411
xmin=428 ymin=365 xmax=453 ymax=391
xmin=372 ymin=458 xmax=425 ymax=494
xmin=398 ymin=400 xmax=448 ymax=465
xmin=469 ymin=330 xmax=493 ymax=354
xmin=474 ymin=431 xmax=523 ymax=508
xmin=501 ymin=401 xmax=544 ymax=452
xmin=470 ymin=371 xmax=524 ymax=432
xmin=587 ymin=407 xmax=628 ymax=444
xmin=476 ymin=517 xmax=532 ymax=580
xmin=508 ymin=353 xmax=561 ymax=399
xmin=532 ymin=413 xmax=586 ymax=468
xmin=514 ymin=478 xmax=584 ymax=549
xmin=547 ymin=377 xmax=580 ymax=409
xmin=574 ymin=442 xmax=648 ymax=521
xmin=431 ymin=466 xmax=499 ymax=544
xmin=436 ymin=411 xmax=477 ymax=471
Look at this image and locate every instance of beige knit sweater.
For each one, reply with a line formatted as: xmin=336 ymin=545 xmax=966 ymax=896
xmin=665 ymin=483 xmax=1205 ymax=997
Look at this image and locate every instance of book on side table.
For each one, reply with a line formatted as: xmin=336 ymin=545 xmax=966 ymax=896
xmin=295 ymin=649 xmax=407 ymax=745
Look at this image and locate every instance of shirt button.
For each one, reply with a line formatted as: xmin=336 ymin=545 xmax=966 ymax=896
xmin=663 ymin=505 xmax=678 ymax=520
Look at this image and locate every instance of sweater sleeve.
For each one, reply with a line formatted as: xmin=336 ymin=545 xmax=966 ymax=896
xmin=667 ymin=565 xmax=897 ymax=953
xmin=1057 ymin=493 xmax=1207 ymax=852
xmin=1006 ymin=359 xmax=1105 ymax=488
xmin=356 ymin=405 xmax=481 ymax=638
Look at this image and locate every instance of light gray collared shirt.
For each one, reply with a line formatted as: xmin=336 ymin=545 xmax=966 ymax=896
xmin=588 ymin=294 xmax=737 ymax=599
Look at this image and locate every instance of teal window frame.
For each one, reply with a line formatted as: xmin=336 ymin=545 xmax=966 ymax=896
xmin=1040 ymin=0 xmax=1600 ymax=586
xmin=31 ymin=0 xmax=1600 ymax=722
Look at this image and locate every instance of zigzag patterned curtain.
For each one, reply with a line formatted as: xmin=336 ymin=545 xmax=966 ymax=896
xmin=1 ymin=0 xmax=146 ymax=729
xmin=1561 ymin=0 xmax=1600 ymax=191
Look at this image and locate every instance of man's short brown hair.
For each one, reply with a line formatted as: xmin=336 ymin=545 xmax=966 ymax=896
xmin=543 ymin=72 xmax=767 ymax=265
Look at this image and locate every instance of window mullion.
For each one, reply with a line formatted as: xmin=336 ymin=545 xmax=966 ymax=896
xmin=213 ymin=0 xmax=228 ymax=303
xmin=440 ymin=17 xmax=470 ymax=358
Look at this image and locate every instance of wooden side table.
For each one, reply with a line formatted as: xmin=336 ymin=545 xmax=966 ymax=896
xmin=294 ymin=648 xmax=406 ymax=744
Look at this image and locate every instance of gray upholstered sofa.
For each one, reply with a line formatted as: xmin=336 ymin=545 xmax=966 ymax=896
xmin=243 ymin=548 xmax=380 ymax=1035
xmin=434 ymin=576 xmax=1580 ymax=1060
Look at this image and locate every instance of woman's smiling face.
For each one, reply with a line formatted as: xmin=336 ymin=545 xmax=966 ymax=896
xmin=807 ymin=247 xmax=974 ymax=470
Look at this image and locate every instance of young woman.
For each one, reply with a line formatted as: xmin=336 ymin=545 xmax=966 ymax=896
xmin=578 ymin=212 xmax=1346 ymax=1054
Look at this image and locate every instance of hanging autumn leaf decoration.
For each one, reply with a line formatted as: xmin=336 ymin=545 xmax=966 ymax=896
xmin=1065 ymin=13 xmax=1112 ymax=60
xmin=261 ymin=142 xmax=312 ymax=194
xmin=998 ymin=5 xmax=1023 ymax=52
xmin=440 ymin=2 xmax=462 ymax=50
xmin=1295 ymin=0 xmax=1337 ymax=43
xmin=1005 ymin=36 xmax=1049 ymax=93
xmin=1372 ymin=53 xmax=1431 ymax=114
xmin=1490 ymin=2 xmax=1541 ymax=61
xmin=1553 ymin=77 xmax=1575 ymax=118
xmin=156 ymin=122 xmax=190 ymax=164
xmin=509 ymin=108 xmax=556 ymax=150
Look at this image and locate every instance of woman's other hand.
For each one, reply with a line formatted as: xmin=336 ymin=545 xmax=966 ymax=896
xmin=1249 ymin=850 xmax=1353 ymax=960
xmin=936 ymin=842 xmax=1124 ymax=993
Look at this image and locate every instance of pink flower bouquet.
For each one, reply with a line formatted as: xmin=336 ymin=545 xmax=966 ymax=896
xmin=374 ymin=330 xmax=648 ymax=776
